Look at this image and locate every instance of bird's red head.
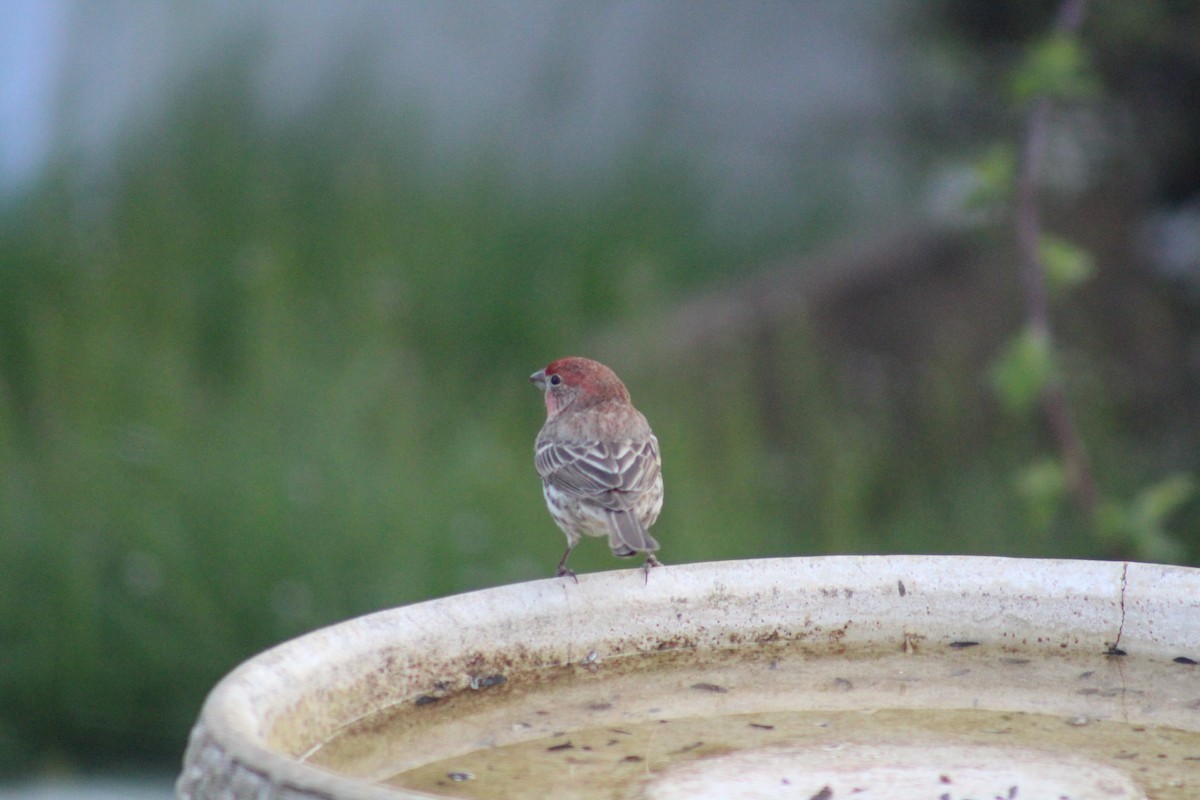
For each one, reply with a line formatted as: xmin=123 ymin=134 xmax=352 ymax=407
xmin=531 ymin=357 xmax=630 ymax=416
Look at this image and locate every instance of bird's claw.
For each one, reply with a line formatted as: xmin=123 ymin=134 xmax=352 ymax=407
xmin=556 ymin=567 xmax=579 ymax=584
xmin=642 ymin=555 xmax=663 ymax=584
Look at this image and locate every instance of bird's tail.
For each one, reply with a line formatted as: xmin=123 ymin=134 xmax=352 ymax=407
xmin=607 ymin=510 xmax=659 ymax=557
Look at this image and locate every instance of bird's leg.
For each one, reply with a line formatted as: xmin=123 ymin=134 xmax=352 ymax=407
xmin=642 ymin=553 xmax=663 ymax=584
xmin=556 ymin=544 xmax=579 ymax=583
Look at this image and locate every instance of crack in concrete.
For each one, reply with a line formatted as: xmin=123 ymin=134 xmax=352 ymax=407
xmin=1111 ymin=562 xmax=1131 ymax=723
xmin=1107 ymin=561 xmax=1129 ymax=656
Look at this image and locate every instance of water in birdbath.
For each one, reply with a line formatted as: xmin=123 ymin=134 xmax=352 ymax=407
xmin=302 ymin=637 xmax=1200 ymax=799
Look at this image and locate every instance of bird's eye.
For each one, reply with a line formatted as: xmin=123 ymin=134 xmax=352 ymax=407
xmin=549 ymin=374 xmax=562 ymax=386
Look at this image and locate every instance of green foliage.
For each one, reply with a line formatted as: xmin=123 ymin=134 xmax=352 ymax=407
xmin=1039 ymin=235 xmax=1094 ymax=294
xmin=1014 ymin=457 xmax=1067 ymax=529
xmin=1010 ymin=33 xmax=1100 ymax=103
xmin=989 ymin=326 xmax=1055 ymax=414
xmin=965 ymin=144 xmax=1016 ymax=213
xmin=1096 ymin=474 xmax=1194 ymax=563
xmin=989 ymin=6 xmax=1191 ymax=567
xmin=0 ymin=76 xmax=732 ymax=771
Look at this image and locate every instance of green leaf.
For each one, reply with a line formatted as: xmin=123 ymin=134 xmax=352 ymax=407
xmin=1094 ymin=475 xmax=1193 ymax=563
xmin=965 ymin=144 xmax=1016 ymax=212
xmin=989 ymin=327 xmax=1054 ymax=414
xmin=1015 ymin=458 xmax=1066 ymax=529
xmin=1040 ymin=235 xmax=1094 ymax=294
xmin=1132 ymin=473 xmax=1195 ymax=528
xmin=1011 ymin=34 xmax=1099 ymax=103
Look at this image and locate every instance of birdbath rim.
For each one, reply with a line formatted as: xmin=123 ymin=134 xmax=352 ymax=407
xmin=175 ymin=554 xmax=1200 ymax=799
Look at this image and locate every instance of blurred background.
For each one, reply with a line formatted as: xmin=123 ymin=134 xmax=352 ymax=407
xmin=1 ymin=0 xmax=1198 ymax=795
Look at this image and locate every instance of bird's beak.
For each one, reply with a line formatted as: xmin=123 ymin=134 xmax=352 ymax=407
xmin=530 ymin=369 xmax=547 ymax=389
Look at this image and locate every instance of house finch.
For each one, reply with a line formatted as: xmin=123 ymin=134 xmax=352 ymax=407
xmin=530 ymin=357 xmax=664 ymax=578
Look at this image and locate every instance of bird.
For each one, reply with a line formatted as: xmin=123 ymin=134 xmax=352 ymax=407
xmin=529 ymin=357 xmax=664 ymax=579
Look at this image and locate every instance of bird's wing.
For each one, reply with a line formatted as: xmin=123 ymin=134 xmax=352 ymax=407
xmin=535 ymin=437 xmax=660 ymax=511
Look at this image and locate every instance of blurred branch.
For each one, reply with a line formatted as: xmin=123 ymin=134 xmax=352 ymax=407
xmin=1014 ymin=0 xmax=1099 ymax=518
xmin=603 ymin=226 xmax=968 ymax=367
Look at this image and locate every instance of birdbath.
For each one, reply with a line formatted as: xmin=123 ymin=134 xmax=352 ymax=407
xmin=176 ymin=556 xmax=1200 ymax=799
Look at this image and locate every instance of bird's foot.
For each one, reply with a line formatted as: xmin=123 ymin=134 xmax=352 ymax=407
xmin=556 ymin=566 xmax=579 ymax=584
xmin=642 ymin=554 xmax=663 ymax=584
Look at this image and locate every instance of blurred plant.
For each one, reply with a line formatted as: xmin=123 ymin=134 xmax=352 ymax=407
xmin=981 ymin=0 xmax=1192 ymax=561
xmin=1 ymin=4 xmax=1196 ymax=777
xmin=0 ymin=58 xmax=732 ymax=772
xmin=1095 ymin=474 xmax=1194 ymax=564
